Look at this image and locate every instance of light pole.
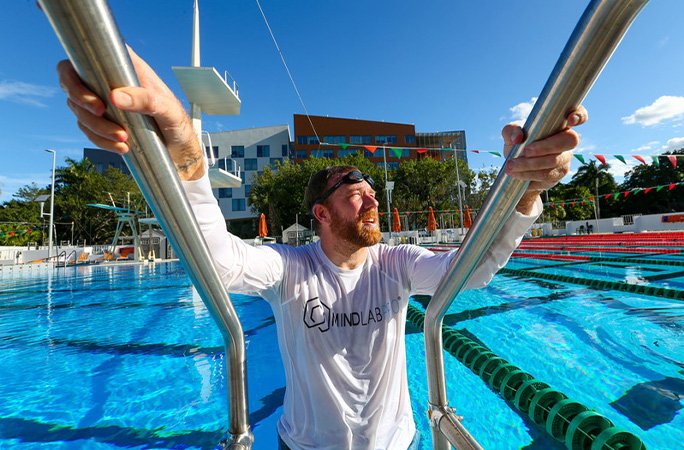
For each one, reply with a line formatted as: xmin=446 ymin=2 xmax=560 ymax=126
xmin=45 ymin=149 xmax=56 ymax=260
xmin=381 ymin=146 xmax=393 ymax=239
xmin=451 ymin=144 xmax=465 ymax=235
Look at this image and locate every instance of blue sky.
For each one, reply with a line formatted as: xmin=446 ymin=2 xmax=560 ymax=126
xmin=2 ymin=0 xmax=683 ymax=203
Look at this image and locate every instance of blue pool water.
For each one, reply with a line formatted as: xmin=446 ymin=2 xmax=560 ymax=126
xmin=0 ymin=261 xmax=682 ymax=449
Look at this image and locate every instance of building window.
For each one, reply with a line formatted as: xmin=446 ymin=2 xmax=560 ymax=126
xmin=244 ymin=184 xmax=251 ymax=196
xmin=297 ymin=135 xmax=320 ymax=145
xmin=218 ymin=188 xmax=232 ymax=198
xmin=205 ymin=146 xmax=219 ymax=159
xmin=350 ymin=135 xmax=372 ymax=145
xmin=240 ymin=172 xmax=247 ymax=183
xmin=338 ymin=149 xmax=357 ymax=157
xmin=405 ymin=135 xmax=416 ymax=145
xmin=375 ymin=135 xmax=397 ymax=144
xmin=257 ymin=145 xmax=270 ymax=157
xmin=323 ymin=135 xmax=346 ymax=144
xmin=270 ymin=158 xmax=282 ymax=166
xmin=244 ymin=158 xmax=258 ymax=170
xmin=232 ymin=199 xmax=246 ymax=211
xmin=311 ymin=149 xmax=334 ymax=158
xmin=296 ymin=150 xmax=308 ymax=159
xmin=387 ymin=162 xmax=399 ymax=170
xmin=231 ymin=145 xmax=245 ymax=158
xmin=282 ymin=144 xmax=289 ymax=157
xmin=364 ymin=149 xmax=377 ymax=158
xmin=402 ymin=148 xmax=411 ymax=157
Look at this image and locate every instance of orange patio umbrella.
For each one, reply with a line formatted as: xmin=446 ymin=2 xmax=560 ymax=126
xmin=258 ymin=213 xmax=268 ymax=238
xmin=463 ymin=205 xmax=473 ymax=229
xmin=427 ymin=207 xmax=437 ymax=232
xmin=391 ymin=208 xmax=401 ymax=233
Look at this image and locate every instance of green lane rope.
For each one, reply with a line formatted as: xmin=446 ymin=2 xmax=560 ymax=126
xmin=498 ymin=268 xmax=684 ymax=300
xmin=407 ymin=301 xmax=646 ymax=450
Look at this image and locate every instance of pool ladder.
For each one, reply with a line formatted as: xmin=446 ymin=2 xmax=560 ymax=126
xmin=39 ymin=0 xmax=650 ymax=449
xmin=422 ymin=1 xmax=649 ymax=449
xmin=40 ymin=2 xmax=252 ymax=448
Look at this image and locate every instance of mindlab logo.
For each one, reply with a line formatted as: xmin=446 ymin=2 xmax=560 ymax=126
xmin=303 ymin=297 xmax=331 ymax=333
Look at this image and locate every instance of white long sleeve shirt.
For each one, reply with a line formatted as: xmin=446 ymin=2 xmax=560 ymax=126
xmin=183 ymin=174 xmax=540 ymax=450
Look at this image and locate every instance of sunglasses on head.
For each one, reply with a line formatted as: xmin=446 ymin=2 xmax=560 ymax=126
xmin=313 ymin=170 xmax=375 ymax=206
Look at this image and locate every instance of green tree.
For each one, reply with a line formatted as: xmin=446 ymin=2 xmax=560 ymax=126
xmin=0 ymin=183 xmax=47 ymax=246
xmin=567 ymin=160 xmax=619 ymax=218
xmin=617 ymin=149 xmax=684 ymax=214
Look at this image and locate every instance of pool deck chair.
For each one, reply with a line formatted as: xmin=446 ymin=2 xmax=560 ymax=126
xmin=422 ymin=1 xmax=649 ymax=449
xmin=40 ymin=1 xmax=253 ymax=448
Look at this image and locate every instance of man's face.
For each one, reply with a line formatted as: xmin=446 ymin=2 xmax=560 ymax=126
xmin=325 ymin=173 xmax=381 ymax=247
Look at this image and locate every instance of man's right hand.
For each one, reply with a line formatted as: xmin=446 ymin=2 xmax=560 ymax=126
xmin=57 ymin=47 xmax=205 ymax=180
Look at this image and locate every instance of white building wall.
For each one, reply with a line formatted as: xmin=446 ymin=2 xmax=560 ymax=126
xmin=208 ymin=125 xmax=291 ymax=221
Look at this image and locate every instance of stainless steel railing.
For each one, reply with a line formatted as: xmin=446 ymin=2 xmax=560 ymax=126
xmin=39 ymin=1 xmax=253 ymax=448
xmin=423 ymin=1 xmax=649 ymax=448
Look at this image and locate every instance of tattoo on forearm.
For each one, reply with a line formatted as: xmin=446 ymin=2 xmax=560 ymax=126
xmin=176 ymin=154 xmax=202 ymax=173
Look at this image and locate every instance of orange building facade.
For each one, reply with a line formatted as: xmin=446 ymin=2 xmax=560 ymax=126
xmin=293 ymin=114 xmax=465 ymax=170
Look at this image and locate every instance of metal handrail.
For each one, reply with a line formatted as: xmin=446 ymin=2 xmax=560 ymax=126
xmin=423 ymin=1 xmax=649 ymax=448
xmin=39 ymin=1 xmax=252 ymax=448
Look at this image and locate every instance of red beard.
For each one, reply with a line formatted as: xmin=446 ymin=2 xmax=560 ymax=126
xmin=331 ymin=208 xmax=382 ymax=247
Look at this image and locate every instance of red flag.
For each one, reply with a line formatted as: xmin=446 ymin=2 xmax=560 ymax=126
xmin=472 ymin=150 xmax=480 ymax=153
xmin=594 ymin=154 xmax=607 ymax=166
xmin=416 ymin=148 xmax=428 ymax=154
xmin=667 ymin=155 xmax=677 ymax=168
xmin=669 ymin=183 xmax=676 ymax=190
xmin=365 ymin=146 xmax=377 ymax=154
xmin=624 ymin=191 xmax=630 ymax=198
xmin=633 ymin=155 xmax=647 ymax=165
xmin=604 ymin=194 xmax=612 ymax=200
xmin=644 ymin=187 xmax=653 ymax=195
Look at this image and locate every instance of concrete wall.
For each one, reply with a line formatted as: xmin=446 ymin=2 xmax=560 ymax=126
xmin=541 ymin=210 xmax=684 ymax=236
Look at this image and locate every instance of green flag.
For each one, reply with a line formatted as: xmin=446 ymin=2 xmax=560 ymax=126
xmin=615 ymin=155 xmax=627 ymax=164
xmin=574 ymin=154 xmax=586 ymax=164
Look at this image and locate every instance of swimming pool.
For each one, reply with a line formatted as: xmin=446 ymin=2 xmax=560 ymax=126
xmin=0 ymin=260 xmax=681 ymax=449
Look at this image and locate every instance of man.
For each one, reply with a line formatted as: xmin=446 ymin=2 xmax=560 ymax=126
xmin=58 ymin=49 xmax=585 ymax=450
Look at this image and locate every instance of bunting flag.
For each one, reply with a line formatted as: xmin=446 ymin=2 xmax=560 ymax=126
xmin=544 ymin=181 xmax=683 ymax=208
xmin=316 ymin=141 xmax=683 ymax=170
xmin=0 ymin=228 xmax=35 ymax=239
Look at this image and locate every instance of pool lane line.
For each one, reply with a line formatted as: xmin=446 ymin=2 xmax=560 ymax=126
xmin=406 ymin=302 xmax=647 ymax=450
xmin=514 ymin=253 xmax=684 ymax=268
xmin=498 ymin=268 xmax=684 ymax=300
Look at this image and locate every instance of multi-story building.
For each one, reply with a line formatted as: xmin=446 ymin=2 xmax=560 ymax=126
xmin=416 ymin=131 xmax=468 ymax=165
xmin=84 ymin=148 xmax=130 ymax=175
xmin=206 ymin=125 xmax=292 ymax=226
xmin=293 ymin=114 xmax=466 ymax=169
xmin=293 ymin=114 xmax=421 ymax=170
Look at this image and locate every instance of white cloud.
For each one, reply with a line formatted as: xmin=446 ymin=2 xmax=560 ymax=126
xmin=509 ymin=97 xmax=537 ymax=126
xmin=622 ymin=96 xmax=684 ymax=126
xmin=0 ymin=173 xmax=49 ymax=203
xmin=662 ymin=136 xmax=684 ymax=152
xmin=0 ymin=80 xmax=57 ymax=107
xmin=631 ymin=141 xmax=660 ymax=153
